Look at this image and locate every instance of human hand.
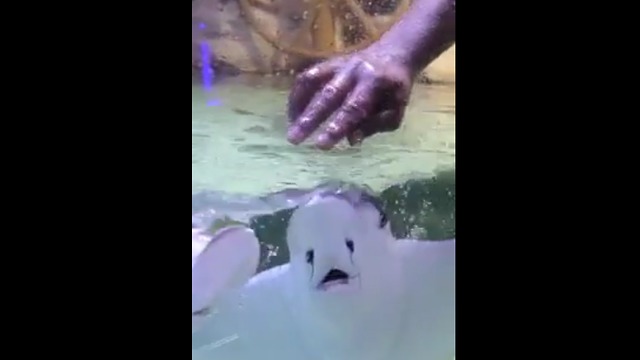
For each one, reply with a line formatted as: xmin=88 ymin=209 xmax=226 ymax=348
xmin=287 ymin=48 xmax=414 ymax=150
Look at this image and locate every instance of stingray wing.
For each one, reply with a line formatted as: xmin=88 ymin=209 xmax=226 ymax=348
xmin=192 ymin=264 xmax=293 ymax=359
xmin=393 ymin=238 xmax=455 ymax=300
xmin=393 ymin=238 xmax=455 ymax=268
xmin=192 ymin=226 xmax=261 ymax=316
xmin=393 ymin=239 xmax=456 ymax=359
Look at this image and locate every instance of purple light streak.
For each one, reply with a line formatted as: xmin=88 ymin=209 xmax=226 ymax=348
xmin=199 ymin=23 xmax=221 ymax=107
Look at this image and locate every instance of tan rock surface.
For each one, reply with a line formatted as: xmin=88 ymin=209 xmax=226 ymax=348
xmin=192 ymin=0 xmax=455 ymax=83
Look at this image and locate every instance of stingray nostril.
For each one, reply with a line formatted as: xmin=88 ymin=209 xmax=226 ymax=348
xmin=306 ymin=249 xmax=314 ymax=264
xmin=379 ymin=211 xmax=388 ymax=228
xmin=346 ymin=239 xmax=354 ymax=253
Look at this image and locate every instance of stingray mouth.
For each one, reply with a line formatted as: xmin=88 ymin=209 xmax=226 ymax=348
xmin=317 ymin=268 xmax=352 ymax=290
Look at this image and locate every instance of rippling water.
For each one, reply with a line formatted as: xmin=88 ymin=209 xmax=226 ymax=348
xmin=192 ymin=73 xmax=455 ymax=269
xmin=192 ymin=74 xmax=455 ymax=196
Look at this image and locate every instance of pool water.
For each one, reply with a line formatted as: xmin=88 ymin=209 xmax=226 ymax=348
xmin=192 ymin=71 xmax=455 ymax=265
xmin=192 ymin=74 xmax=455 ymax=195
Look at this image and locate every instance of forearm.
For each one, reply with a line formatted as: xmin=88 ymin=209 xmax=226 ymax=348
xmin=374 ymin=0 xmax=456 ymax=76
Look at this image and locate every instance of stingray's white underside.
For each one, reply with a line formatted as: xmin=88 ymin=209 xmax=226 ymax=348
xmin=192 ymin=236 xmax=455 ymax=360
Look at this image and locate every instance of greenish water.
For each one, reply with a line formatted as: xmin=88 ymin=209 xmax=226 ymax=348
xmin=192 ymin=74 xmax=455 ymax=269
xmin=192 ymin=75 xmax=455 ymax=195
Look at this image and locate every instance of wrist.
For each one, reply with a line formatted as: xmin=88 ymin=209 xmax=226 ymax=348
xmin=368 ymin=38 xmax=422 ymax=77
xmin=370 ymin=0 xmax=456 ymax=77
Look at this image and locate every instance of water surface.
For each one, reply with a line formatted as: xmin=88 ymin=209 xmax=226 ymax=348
xmin=192 ymin=75 xmax=456 ymax=360
xmin=192 ymin=75 xmax=455 ymax=196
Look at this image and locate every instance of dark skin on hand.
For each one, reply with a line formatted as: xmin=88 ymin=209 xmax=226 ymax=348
xmin=287 ymin=0 xmax=456 ymax=150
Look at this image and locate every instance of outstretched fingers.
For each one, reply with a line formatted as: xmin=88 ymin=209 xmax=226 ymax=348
xmin=287 ymin=63 xmax=357 ymax=145
xmin=287 ymin=61 xmax=336 ymax=122
xmin=315 ymin=79 xmax=378 ymax=150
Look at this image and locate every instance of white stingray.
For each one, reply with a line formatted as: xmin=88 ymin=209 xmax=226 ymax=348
xmin=191 ymin=192 xmax=455 ymax=360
